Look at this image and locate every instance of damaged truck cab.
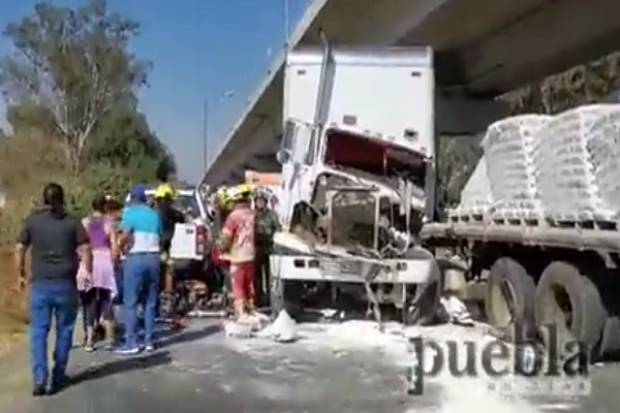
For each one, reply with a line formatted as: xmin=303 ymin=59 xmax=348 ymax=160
xmin=270 ymin=44 xmax=441 ymax=323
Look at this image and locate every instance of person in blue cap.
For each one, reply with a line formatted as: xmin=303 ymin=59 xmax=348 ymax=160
xmin=116 ymin=184 xmax=163 ymax=354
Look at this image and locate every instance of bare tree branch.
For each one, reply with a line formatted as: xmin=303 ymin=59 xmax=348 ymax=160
xmin=0 ymin=0 xmax=150 ymax=173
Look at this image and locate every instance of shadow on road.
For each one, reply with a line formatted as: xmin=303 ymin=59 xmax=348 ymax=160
xmin=70 ymin=351 xmax=172 ymax=386
xmin=156 ymin=324 xmax=221 ymax=349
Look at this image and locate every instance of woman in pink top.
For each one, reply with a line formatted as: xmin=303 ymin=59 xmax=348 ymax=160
xmin=78 ymin=194 xmax=118 ymax=351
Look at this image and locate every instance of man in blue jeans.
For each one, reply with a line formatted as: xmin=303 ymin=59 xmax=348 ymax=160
xmin=116 ymin=185 xmax=162 ymax=355
xmin=15 ymin=183 xmax=92 ymax=396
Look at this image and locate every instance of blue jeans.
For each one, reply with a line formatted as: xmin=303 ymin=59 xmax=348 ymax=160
xmin=30 ymin=280 xmax=78 ymax=385
xmin=123 ymin=253 xmax=160 ymax=348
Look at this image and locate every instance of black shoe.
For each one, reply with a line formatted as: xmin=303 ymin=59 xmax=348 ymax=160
xmin=47 ymin=375 xmax=70 ymax=395
xmin=32 ymin=383 xmax=46 ymax=397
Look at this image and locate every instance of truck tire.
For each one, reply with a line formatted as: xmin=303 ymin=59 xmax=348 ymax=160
xmin=486 ymin=257 xmax=536 ymax=331
xmin=403 ymin=248 xmax=442 ymax=326
xmin=535 ymin=262 xmax=607 ymax=358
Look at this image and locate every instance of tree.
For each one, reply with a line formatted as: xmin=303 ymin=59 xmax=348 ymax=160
xmin=503 ymin=51 xmax=620 ymax=114
xmin=6 ymin=103 xmax=55 ymax=134
xmin=86 ymin=103 xmax=176 ymax=179
xmin=0 ymin=0 xmax=149 ymax=173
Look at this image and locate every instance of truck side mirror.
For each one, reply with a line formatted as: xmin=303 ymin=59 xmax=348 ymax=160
xmin=276 ymin=149 xmax=292 ymax=164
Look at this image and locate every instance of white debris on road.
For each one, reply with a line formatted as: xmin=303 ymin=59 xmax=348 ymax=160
xmin=257 ymin=310 xmax=298 ymax=342
xmin=438 ymin=295 xmax=474 ymax=326
xmin=222 ymin=318 xmax=568 ymax=412
xmin=224 ymin=312 xmax=272 ymax=338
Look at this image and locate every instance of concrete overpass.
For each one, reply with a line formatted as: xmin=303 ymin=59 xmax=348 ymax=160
xmin=202 ymin=0 xmax=620 ymax=185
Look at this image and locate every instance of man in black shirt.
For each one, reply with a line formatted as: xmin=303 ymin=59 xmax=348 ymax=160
xmin=155 ymin=194 xmax=186 ymax=255
xmin=153 ymin=185 xmax=185 ymax=322
xmin=15 ymin=183 xmax=92 ymax=396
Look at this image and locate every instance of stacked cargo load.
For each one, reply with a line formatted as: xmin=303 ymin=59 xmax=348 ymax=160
xmin=481 ymin=114 xmax=551 ymax=222
xmin=536 ymin=104 xmax=620 ymax=224
xmin=449 ymin=156 xmax=493 ymax=222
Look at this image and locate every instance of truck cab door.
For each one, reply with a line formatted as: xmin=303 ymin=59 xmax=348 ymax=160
xmin=277 ymin=119 xmax=318 ymax=227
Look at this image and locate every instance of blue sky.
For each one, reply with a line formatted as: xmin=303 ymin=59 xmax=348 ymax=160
xmin=0 ymin=0 xmax=310 ymax=183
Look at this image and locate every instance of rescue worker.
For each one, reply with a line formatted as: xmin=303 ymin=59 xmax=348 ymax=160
xmin=15 ymin=183 xmax=92 ymax=395
xmin=208 ymin=187 xmax=233 ymax=310
xmin=253 ymin=188 xmax=280 ymax=307
xmin=154 ymin=182 xmax=185 ymax=256
xmin=153 ymin=182 xmax=185 ymax=324
xmin=216 ymin=184 xmax=256 ymax=319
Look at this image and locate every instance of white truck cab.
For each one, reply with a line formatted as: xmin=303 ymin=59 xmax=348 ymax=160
xmin=270 ymin=44 xmax=441 ymax=323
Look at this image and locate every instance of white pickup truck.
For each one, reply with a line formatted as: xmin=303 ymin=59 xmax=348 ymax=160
xmin=125 ymin=188 xmax=209 ymax=271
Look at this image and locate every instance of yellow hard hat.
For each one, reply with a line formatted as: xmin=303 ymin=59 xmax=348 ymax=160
xmin=154 ymin=183 xmax=177 ymax=200
xmin=216 ymin=187 xmax=229 ymax=208
xmin=227 ymin=184 xmax=253 ymax=202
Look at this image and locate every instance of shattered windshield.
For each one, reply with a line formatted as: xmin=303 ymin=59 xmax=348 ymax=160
xmin=324 ymin=129 xmax=427 ymax=187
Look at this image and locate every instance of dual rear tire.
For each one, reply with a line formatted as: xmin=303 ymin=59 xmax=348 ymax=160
xmin=534 ymin=262 xmax=607 ymax=359
xmin=485 ymin=257 xmax=536 ymax=332
xmin=485 ymin=257 xmax=607 ymax=358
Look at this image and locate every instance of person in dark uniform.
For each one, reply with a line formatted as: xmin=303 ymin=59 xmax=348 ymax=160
xmin=153 ymin=183 xmax=185 ymax=322
xmin=15 ymin=183 xmax=92 ymax=396
xmin=253 ymin=189 xmax=280 ymax=307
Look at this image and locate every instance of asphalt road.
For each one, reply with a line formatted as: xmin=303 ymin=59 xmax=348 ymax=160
xmin=0 ymin=319 xmax=618 ymax=413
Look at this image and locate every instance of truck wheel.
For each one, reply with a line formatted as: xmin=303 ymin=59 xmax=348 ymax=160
xmin=486 ymin=257 xmax=536 ymax=331
xmin=535 ymin=262 xmax=607 ymax=358
xmin=403 ymin=248 xmax=442 ymax=326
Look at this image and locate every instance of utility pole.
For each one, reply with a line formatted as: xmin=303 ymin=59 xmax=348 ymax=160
xmin=283 ymin=0 xmax=290 ymax=52
xmin=203 ymin=99 xmax=209 ymax=172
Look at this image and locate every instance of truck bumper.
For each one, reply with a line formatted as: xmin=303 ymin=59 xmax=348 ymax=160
xmin=270 ymin=254 xmax=437 ymax=284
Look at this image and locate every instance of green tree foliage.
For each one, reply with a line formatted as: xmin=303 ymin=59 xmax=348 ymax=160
xmin=0 ymin=1 xmax=176 ymax=244
xmin=0 ymin=0 xmax=150 ymax=172
xmin=87 ymin=103 xmax=175 ymax=177
xmin=503 ymin=52 xmax=620 ymax=114
xmin=6 ymin=103 xmax=55 ymax=135
xmin=436 ymin=135 xmax=482 ymax=215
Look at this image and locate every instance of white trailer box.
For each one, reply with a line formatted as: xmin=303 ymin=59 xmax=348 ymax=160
xmin=284 ymin=46 xmax=435 ymax=158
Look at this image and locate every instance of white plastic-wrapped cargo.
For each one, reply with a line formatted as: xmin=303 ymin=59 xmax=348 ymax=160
xmin=481 ymin=114 xmax=551 ymax=221
xmin=537 ymin=104 xmax=620 ymax=222
xmin=450 ymin=156 xmax=493 ymax=220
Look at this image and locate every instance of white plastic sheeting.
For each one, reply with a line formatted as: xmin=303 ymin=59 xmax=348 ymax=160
xmin=454 ymin=104 xmax=620 ymax=224
xmin=537 ymin=104 xmax=620 ymax=222
xmin=451 ymin=156 xmax=493 ymax=218
xmin=481 ymin=114 xmax=551 ymax=220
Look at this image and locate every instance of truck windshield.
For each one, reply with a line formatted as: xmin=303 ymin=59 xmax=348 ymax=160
xmin=324 ymin=129 xmax=427 ymax=187
xmin=174 ymin=195 xmax=200 ymax=219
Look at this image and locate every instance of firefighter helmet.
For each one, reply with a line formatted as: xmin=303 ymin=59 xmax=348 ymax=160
xmin=154 ymin=183 xmax=177 ymax=200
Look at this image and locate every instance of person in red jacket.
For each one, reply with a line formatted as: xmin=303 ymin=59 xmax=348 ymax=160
xmin=216 ymin=185 xmax=256 ymax=320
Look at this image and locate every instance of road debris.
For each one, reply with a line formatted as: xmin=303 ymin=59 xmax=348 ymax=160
xmin=258 ymin=310 xmax=298 ymax=343
xmin=438 ymin=294 xmax=474 ymax=326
